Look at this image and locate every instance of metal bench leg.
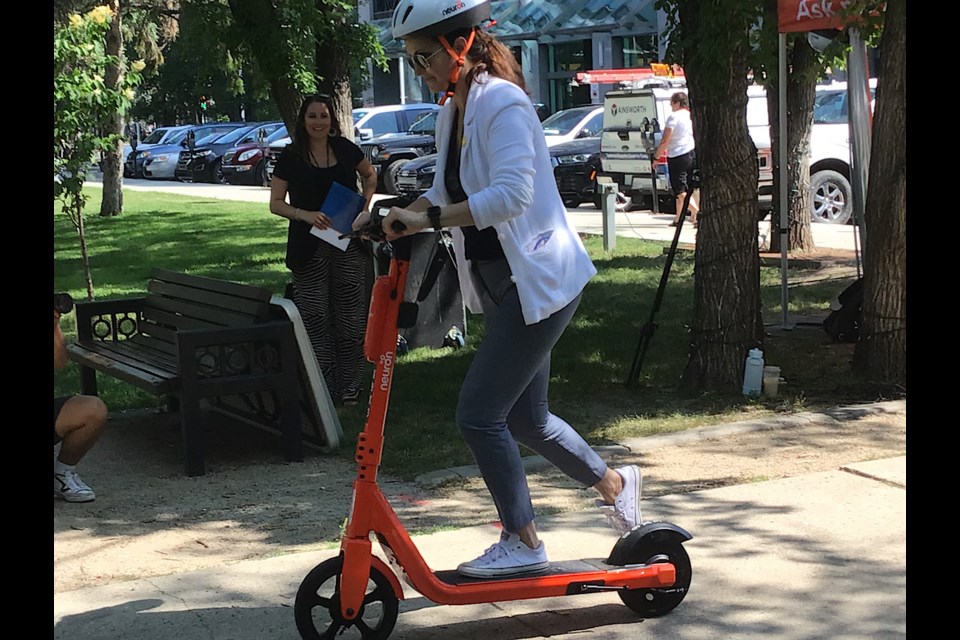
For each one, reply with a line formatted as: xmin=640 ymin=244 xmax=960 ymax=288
xmin=179 ymin=392 xmax=206 ymax=477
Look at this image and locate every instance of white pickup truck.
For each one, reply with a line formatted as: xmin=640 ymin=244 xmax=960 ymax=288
xmin=599 ymin=82 xmax=872 ymax=224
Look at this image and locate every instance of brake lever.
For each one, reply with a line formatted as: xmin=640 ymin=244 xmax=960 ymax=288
xmin=338 ymin=211 xmax=407 ymax=242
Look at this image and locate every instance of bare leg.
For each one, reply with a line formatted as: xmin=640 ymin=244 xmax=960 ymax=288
xmin=55 ymin=396 xmax=107 ymax=465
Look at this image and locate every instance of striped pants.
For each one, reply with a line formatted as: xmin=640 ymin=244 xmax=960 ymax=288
xmin=291 ymin=240 xmax=369 ymax=399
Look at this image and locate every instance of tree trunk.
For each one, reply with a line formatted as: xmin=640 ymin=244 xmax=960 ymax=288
xmin=100 ymin=0 xmax=124 ymax=217
xmin=226 ymin=0 xmax=304 ymax=133
xmin=853 ymin=0 xmax=906 ymax=385
xmin=71 ymin=196 xmax=96 ymax=301
xmin=676 ymin=2 xmax=764 ymax=395
xmin=766 ymin=37 xmax=817 ymax=254
xmin=315 ymin=2 xmax=354 ymax=141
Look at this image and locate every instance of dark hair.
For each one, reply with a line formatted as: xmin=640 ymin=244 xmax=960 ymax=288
xmin=442 ymin=27 xmax=525 ymax=90
xmin=671 ymin=92 xmax=689 ymax=108
xmin=292 ymin=93 xmax=341 ymax=163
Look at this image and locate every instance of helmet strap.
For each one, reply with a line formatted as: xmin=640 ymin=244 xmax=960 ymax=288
xmin=437 ymin=29 xmax=476 ymax=106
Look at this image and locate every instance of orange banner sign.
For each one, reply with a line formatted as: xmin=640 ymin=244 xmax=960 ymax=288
xmin=777 ymin=0 xmax=853 ymax=32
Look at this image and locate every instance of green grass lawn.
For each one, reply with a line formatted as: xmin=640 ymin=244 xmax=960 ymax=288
xmin=55 ymin=186 xmax=898 ymax=479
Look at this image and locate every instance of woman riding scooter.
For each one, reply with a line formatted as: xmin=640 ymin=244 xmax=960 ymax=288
xmin=360 ymin=0 xmax=645 ymax=579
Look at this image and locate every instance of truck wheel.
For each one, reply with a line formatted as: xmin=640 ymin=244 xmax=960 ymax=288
xmin=810 ymin=169 xmax=852 ymax=224
xmin=383 ymin=158 xmax=410 ymax=195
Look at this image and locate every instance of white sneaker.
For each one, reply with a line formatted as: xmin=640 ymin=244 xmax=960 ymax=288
xmin=457 ymin=531 xmax=549 ymax=578
xmin=596 ymin=465 xmax=642 ymax=534
xmin=54 ymin=469 xmax=96 ymax=503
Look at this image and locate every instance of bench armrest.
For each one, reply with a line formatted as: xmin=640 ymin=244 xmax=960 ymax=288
xmin=74 ymin=297 xmax=147 ymax=342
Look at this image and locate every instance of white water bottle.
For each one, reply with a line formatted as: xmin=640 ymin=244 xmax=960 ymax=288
xmin=742 ymin=348 xmax=764 ymax=396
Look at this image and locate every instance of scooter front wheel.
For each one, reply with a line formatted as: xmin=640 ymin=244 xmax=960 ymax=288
xmin=294 ymin=555 xmax=399 ymax=640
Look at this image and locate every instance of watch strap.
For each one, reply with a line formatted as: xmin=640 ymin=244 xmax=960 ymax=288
xmin=427 ymin=205 xmax=442 ymax=231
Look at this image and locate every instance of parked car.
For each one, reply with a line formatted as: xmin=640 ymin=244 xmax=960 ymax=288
xmin=807 ymin=80 xmax=877 ymax=224
xmin=361 ymin=110 xmax=439 ymax=195
xmin=221 ymin=125 xmax=288 ymax=186
xmin=394 ymin=152 xmax=438 ymax=201
xmin=549 ymin=136 xmax=601 ymax=208
xmin=124 ymin=125 xmax=193 ymax=178
xmin=176 ymin=121 xmax=284 ymax=184
xmin=541 ymin=105 xmax=604 ymax=147
xmin=140 ymin=123 xmax=250 ymax=181
xmin=265 ymin=103 xmax=442 ymax=182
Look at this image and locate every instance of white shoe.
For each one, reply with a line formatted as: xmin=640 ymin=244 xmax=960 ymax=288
xmin=457 ymin=531 xmax=549 ymax=578
xmin=596 ymin=465 xmax=642 ymax=534
xmin=55 ymin=469 xmax=96 ymax=503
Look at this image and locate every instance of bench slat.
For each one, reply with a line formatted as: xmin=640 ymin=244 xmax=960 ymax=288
xmin=66 ymin=344 xmax=176 ymax=395
xmin=148 ymin=279 xmax=270 ymax=322
xmin=71 ymin=340 xmax=178 ymax=375
xmin=150 ymin=268 xmax=274 ymax=305
xmin=145 ymin=294 xmax=267 ymax=329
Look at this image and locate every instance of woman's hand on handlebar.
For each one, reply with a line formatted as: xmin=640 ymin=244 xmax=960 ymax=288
xmin=383 ymin=206 xmax=425 ymax=242
xmin=351 ymin=209 xmax=371 ymax=232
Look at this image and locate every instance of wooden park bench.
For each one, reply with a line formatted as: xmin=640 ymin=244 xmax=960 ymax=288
xmin=66 ymin=268 xmax=342 ymax=476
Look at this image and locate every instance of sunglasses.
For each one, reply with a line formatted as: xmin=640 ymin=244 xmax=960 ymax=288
xmin=406 ymin=48 xmax=446 ymax=71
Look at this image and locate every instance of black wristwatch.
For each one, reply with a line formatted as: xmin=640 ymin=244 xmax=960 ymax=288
xmin=426 ymin=205 xmax=442 ymax=231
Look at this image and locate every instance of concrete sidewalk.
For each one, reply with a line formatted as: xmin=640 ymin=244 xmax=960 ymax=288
xmin=53 ymin=455 xmax=905 ymax=639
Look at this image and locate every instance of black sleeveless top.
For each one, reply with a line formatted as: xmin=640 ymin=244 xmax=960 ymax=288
xmin=445 ymin=109 xmax=504 ymax=261
xmin=273 ymin=136 xmax=364 ymax=270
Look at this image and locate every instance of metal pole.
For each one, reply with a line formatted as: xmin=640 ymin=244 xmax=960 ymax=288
xmin=778 ymin=33 xmax=792 ymax=329
xmin=601 ymin=181 xmax=617 ymax=251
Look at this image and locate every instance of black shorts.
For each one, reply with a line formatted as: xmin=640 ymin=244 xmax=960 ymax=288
xmin=667 ymin=150 xmax=697 ymax=195
xmin=54 ymin=396 xmax=70 ymax=445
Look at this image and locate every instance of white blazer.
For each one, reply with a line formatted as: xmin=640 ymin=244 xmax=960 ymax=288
xmin=422 ymin=74 xmax=597 ymax=325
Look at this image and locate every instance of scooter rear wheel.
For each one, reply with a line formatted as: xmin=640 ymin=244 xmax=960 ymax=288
xmin=618 ymin=540 xmax=692 ymax=618
xmin=294 ymin=555 xmax=399 ymax=640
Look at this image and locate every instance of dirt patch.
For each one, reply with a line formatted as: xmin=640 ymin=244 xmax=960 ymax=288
xmin=53 ymin=403 xmax=905 ymax=594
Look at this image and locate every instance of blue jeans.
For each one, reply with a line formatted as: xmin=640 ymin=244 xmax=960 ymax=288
xmin=455 ymin=259 xmax=608 ymax=533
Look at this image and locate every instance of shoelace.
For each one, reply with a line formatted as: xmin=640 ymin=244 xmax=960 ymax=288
xmin=58 ymin=470 xmax=90 ymax=492
xmin=596 ymin=501 xmax=630 ymax=533
xmin=474 ymin=541 xmax=510 ymax=565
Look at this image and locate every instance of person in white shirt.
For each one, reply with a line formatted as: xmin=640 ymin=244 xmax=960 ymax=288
xmin=653 ymin=92 xmax=700 ymax=227
xmin=354 ymin=0 xmax=645 ymax=579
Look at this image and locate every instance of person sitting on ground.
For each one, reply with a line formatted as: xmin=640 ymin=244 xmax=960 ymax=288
xmin=653 ymin=91 xmax=700 ymax=228
xmin=54 ymin=306 xmax=107 ymax=503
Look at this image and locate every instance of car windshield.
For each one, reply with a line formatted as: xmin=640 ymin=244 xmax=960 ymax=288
xmin=167 ymin=130 xmax=190 ymax=144
xmin=541 ymin=108 xmax=595 ymax=135
xmin=266 ymin=126 xmax=288 ymax=142
xmin=210 ymin=125 xmax=258 ymax=146
xmin=141 ymin=128 xmax=172 ymax=144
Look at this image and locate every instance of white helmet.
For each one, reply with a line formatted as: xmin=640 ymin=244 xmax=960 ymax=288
xmin=392 ymin=0 xmax=491 ymax=40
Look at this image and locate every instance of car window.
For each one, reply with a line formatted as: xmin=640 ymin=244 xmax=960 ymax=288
xmin=353 ymin=110 xmax=368 ymax=123
xmin=814 ymin=92 xmax=847 ymax=124
xmin=362 ymin=112 xmax=401 ymax=136
xmin=581 ymin=112 xmax=604 ymax=137
xmin=408 ymin=111 xmax=437 ymax=134
xmin=542 ymin=108 xmax=595 ymax=136
xmin=167 ymin=130 xmax=190 ymax=144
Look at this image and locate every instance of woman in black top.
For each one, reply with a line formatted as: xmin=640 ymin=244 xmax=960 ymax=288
xmin=269 ymin=94 xmax=378 ymax=405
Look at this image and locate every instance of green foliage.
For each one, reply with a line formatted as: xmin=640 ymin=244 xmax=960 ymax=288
xmin=54 ymin=6 xmax=143 ymax=209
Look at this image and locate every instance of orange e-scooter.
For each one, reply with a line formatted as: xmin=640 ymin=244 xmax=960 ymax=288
xmin=294 ymin=202 xmax=693 ymax=639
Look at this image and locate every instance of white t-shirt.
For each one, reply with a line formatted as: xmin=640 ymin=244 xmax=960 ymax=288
xmin=664 ymin=108 xmax=695 ymax=157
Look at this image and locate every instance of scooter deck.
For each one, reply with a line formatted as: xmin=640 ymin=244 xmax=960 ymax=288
xmin=434 ymin=558 xmax=620 ymax=585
